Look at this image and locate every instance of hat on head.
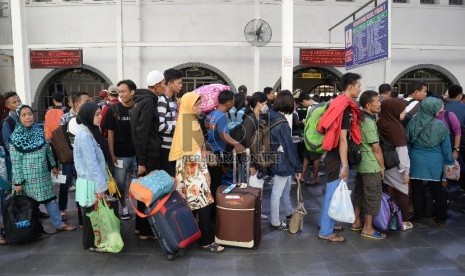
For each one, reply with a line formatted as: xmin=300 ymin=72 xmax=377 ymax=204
xmin=98 ymin=89 xmax=108 ymax=99
xmin=146 ymin=70 xmax=164 ymax=87
xmin=108 ymin=85 xmax=119 ymax=96
xmin=238 ymin=85 xmax=247 ymax=94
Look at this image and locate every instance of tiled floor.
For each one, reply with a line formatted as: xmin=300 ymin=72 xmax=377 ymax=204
xmin=0 ymin=173 xmax=464 ymax=275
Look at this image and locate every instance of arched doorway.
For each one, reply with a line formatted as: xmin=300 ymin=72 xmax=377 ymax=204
xmin=34 ymin=65 xmax=111 ymax=120
xmin=273 ymin=66 xmax=343 ymax=97
xmin=392 ymin=64 xmax=459 ymax=96
xmin=173 ymin=62 xmax=236 ymax=93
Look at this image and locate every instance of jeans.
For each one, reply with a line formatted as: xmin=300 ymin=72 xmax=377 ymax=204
xmin=270 ymin=175 xmax=293 ymax=226
xmin=59 ymin=163 xmax=74 ymax=211
xmin=44 ymin=200 xmax=64 ymax=229
xmin=113 ymin=156 xmax=137 ymax=192
xmin=319 ymin=178 xmax=340 ymax=237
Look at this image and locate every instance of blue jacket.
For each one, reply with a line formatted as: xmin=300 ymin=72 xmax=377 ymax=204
xmin=2 ymin=113 xmax=18 ymax=154
xmin=445 ymin=99 xmax=465 ymax=125
xmin=268 ymin=110 xmax=302 ymax=176
xmin=73 ymin=125 xmax=108 ymax=193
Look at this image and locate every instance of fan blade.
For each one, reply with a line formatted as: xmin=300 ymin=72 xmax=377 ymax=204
xmin=256 ymin=24 xmax=263 ymax=36
xmin=246 ymin=31 xmax=257 ymax=36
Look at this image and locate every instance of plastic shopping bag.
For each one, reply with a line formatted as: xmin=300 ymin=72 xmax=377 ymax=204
xmin=328 ymin=180 xmax=355 ymax=223
xmin=87 ymin=199 xmax=124 ymax=253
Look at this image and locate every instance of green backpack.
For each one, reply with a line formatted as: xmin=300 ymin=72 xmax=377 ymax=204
xmin=303 ymin=102 xmax=329 ymax=154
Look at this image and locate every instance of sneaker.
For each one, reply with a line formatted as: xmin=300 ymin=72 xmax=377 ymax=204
xmin=318 ymin=172 xmax=326 ymax=176
xmin=68 ymin=185 xmax=76 ymax=192
xmin=121 ymin=207 xmax=131 ymax=220
xmin=261 ymin=214 xmax=269 ymax=220
xmin=271 ymin=221 xmax=289 ymax=231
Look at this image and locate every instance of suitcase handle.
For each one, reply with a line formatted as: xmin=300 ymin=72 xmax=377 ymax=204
xmin=129 ymin=192 xmax=172 ymax=218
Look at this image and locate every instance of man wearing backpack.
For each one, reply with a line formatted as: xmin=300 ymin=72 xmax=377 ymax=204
xmin=206 ymin=90 xmax=245 ymax=198
xmin=402 ymin=81 xmax=428 ymax=128
xmin=316 ymin=73 xmax=363 ymax=243
xmin=105 ymin=80 xmax=137 ymax=220
xmin=44 ymin=91 xmax=66 ymax=143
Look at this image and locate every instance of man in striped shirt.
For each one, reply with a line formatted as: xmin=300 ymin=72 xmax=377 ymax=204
xmin=158 ymin=68 xmax=183 ymax=176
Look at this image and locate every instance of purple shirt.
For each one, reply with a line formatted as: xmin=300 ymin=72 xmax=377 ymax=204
xmin=437 ymin=110 xmax=461 ymax=136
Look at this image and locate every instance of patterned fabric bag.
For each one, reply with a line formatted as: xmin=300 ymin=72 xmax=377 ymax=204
xmin=129 ymin=170 xmax=174 ymax=208
xmin=193 ymin=84 xmax=230 ymax=113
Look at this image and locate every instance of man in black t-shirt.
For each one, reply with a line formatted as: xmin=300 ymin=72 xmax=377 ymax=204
xmin=318 ymin=73 xmax=362 ymax=244
xmin=104 ymin=79 xmax=137 ymax=220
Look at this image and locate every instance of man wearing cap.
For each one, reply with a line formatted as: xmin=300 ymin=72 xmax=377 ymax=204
xmin=101 ymin=85 xmax=120 ymax=138
xmin=98 ymin=89 xmax=109 ymax=108
xmin=129 ymin=70 xmax=165 ymax=239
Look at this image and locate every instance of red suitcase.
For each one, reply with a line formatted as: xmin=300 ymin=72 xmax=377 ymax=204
xmin=215 ymin=149 xmax=262 ymax=248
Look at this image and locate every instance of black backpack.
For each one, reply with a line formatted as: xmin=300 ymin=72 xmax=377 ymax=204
xmin=2 ymin=193 xmax=44 ymax=243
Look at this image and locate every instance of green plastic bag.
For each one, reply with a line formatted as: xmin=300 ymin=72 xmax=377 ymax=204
xmin=87 ymin=199 xmax=124 ymax=253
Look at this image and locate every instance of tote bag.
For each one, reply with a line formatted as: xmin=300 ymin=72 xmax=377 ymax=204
xmin=328 ymin=180 xmax=355 ymax=223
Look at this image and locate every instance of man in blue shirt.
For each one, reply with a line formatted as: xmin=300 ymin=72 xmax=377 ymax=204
xmin=445 ymin=84 xmax=465 ymax=191
xmin=206 ymin=90 xmax=245 ymax=198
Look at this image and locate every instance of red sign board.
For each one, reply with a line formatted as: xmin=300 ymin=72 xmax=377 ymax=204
xmin=300 ymin=49 xmax=345 ymax=67
xmin=30 ymin=49 xmax=83 ymax=69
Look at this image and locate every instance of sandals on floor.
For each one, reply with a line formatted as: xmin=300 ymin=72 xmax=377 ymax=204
xmin=361 ymin=231 xmax=386 ymax=240
xmin=333 ymin=225 xmax=343 ymax=232
xmin=0 ymin=238 xmax=7 ymax=245
xmin=318 ymin=233 xmax=345 ymax=243
xmin=56 ymin=224 xmax=76 ymax=232
xmin=350 ymin=225 xmax=363 ymax=231
xmin=199 ymin=242 xmax=225 ymax=253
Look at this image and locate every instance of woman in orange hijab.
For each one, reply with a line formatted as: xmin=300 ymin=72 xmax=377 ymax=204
xmin=169 ymin=92 xmax=224 ymax=253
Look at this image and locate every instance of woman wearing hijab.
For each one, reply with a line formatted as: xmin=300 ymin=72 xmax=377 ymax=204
xmin=169 ymin=92 xmax=224 ymax=253
xmin=73 ymin=102 xmax=109 ymax=250
xmin=406 ymin=97 xmax=454 ymax=226
xmin=10 ymin=105 xmax=76 ymax=233
xmin=377 ymin=98 xmax=413 ymax=230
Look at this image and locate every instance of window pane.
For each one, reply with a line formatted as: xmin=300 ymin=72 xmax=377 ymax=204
xmin=449 ymin=0 xmax=463 ymax=5
xmin=420 ymin=0 xmax=435 ymax=4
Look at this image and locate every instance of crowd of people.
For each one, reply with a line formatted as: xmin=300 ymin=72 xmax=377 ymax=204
xmin=0 ymin=69 xmax=462 ymax=251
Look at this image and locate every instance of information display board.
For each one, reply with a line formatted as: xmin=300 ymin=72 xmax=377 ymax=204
xmin=30 ymin=49 xmax=83 ymax=69
xmin=300 ymin=49 xmax=345 ymax=67
xmin=345 ymin=1 xmax=390 ymax=70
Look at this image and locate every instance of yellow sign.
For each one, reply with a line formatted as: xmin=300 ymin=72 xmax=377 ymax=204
xmin=302 ymin=73 xmax=322 ymax=79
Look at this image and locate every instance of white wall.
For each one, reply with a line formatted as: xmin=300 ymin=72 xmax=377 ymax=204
xmin=0 ymin=1 xmax=463 ymax=106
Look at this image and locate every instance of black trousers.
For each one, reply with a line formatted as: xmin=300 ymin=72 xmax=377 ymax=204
xmin=160 ymin=148 xmax=176 ymax=177
xmin=193 ymin=204 xmax=214 ymax=247
xmin=81 ymin=205 xmax=95 ymax=249
xmin=135 ymin=156 xmax=160 ymax=236
xmin=411 ymin=179 xmax=447 ymax=221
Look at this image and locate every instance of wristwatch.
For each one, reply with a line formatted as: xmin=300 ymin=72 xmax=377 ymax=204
xmin=454 ymin=148 xmax=460 ymax=152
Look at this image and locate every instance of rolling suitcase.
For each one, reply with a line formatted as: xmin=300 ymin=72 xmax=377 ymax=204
xmin=215 ymin=149 xmax=262 ymax=248
xmin=142 ymin=192 xmax=201 ymax=260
